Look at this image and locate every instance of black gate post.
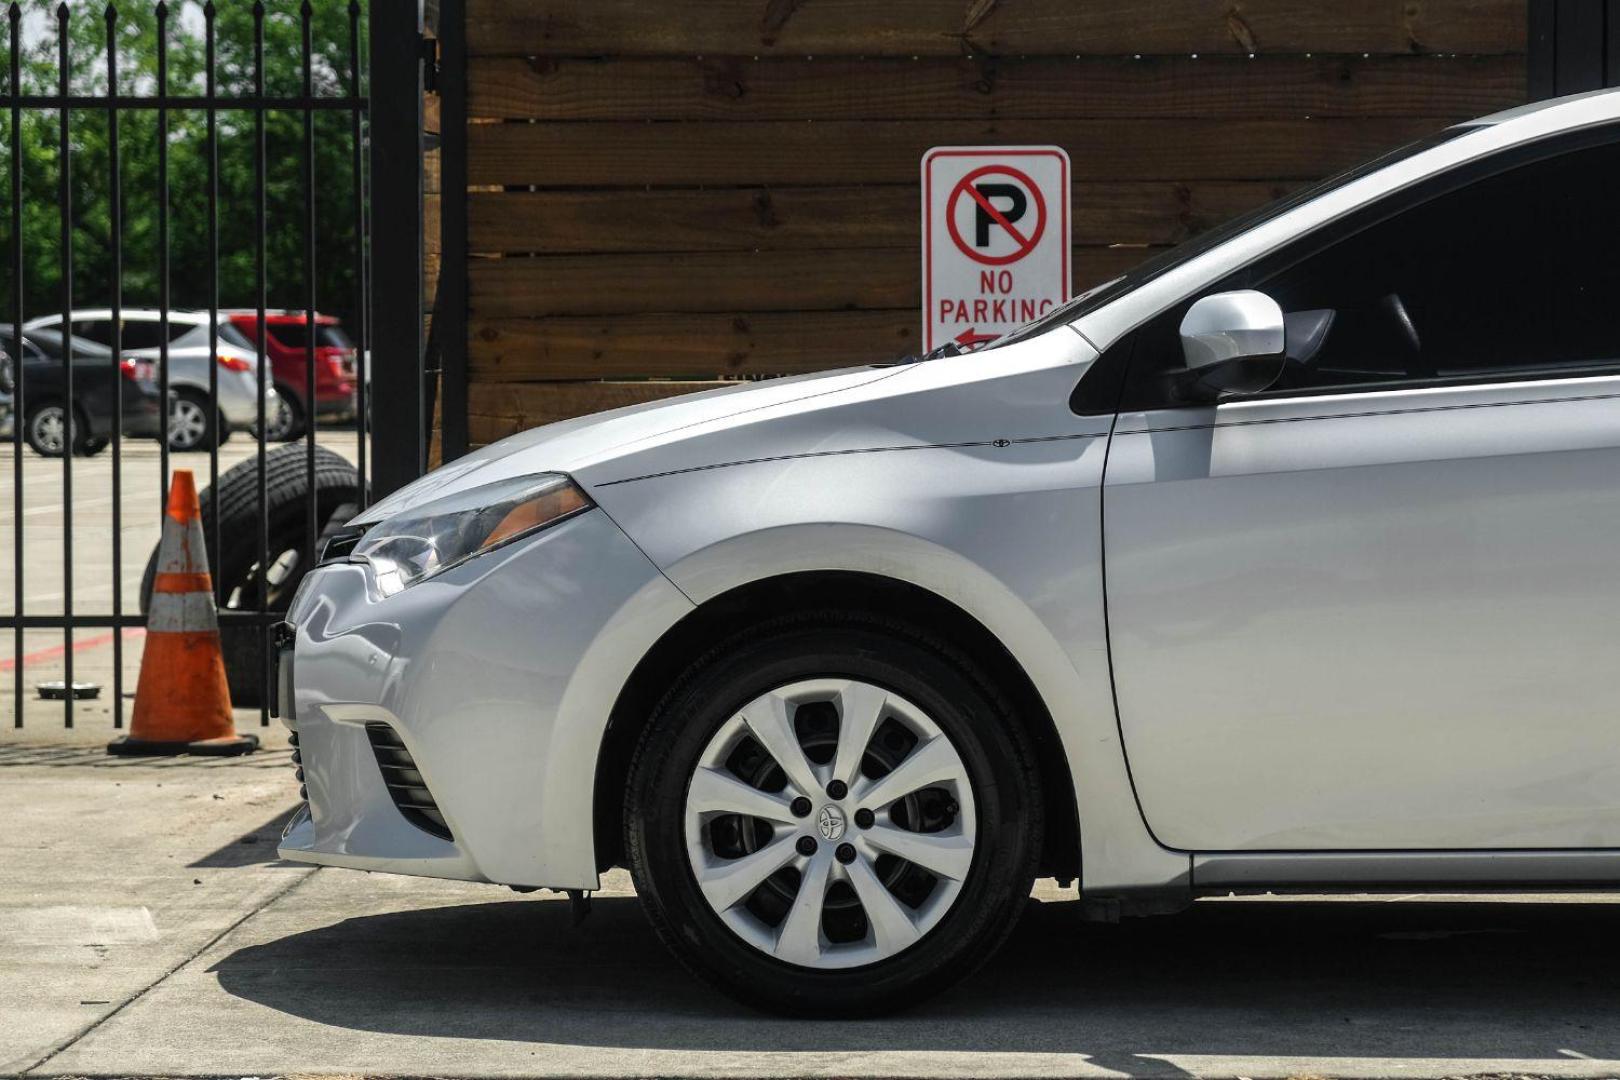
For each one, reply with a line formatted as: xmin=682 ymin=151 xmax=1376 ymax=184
xmin=1529 ymin=0 xmax=1620 ymax=99
xmin=369 ymin=0 xmax=427 ymax=498
xmin=437 ymin=0 xmax=469 ymax=462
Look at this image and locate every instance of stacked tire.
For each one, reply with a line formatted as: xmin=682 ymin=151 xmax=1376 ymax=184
xmin=139 ymin=442 xmax=362 ymax=706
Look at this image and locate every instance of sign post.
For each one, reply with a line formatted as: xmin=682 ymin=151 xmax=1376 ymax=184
xmin=921 ymin=146 xmax=1071 ymax=353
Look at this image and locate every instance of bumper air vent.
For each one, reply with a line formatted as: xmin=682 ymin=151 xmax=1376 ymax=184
xmin=290 ymin=730 xmax=307 ymax=805
xmin=364 ymin=722 xmax=453 ymax=841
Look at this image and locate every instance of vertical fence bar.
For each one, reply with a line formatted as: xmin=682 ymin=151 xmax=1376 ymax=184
xmin=349 ymin=0 xmax=367 ymax=508
xmin=1554 ymin=0 xmax=1605 ymax=95
xmin=253 ymin=1 xmax=270 ymax=722
xmin=2 ymin=0 xmax=380 ymax=730
xmin=156 ymin=2 xmax=169 ymax=509
xmin=368 ymin=0 xmax=424 ymax=499
xmin=1529 ymin=0 xmax=1557 ymax=101
xmin=1607 ymin=0 xmax=1620 ymax=87
xmin=301 ymin=1 xmax=317 ymax=594
xmin=57 ymin=3 xmax=73 ymax=726
xmin=106 ymin=3 xmax=124 ymax=728
xmin=205 ymin=2 xmax=220 ymax=610
xmin=8 ymin=3 xmax=22 ymax=726
xmin=438 ymin=0 xmax=467 ymax=461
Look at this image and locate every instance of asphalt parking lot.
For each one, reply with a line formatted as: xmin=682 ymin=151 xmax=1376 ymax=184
xmin=0 ymin=433 xmax=362 ymax=733
xmin=2 ymin=744 xmax=1618 ymax=1079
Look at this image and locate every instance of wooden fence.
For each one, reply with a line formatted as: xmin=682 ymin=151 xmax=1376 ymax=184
xmin=457 ymin=0 xmax=1527 ymax=447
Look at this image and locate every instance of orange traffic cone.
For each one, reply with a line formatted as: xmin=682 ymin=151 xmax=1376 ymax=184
xmin=109 ymin=470 xmax=258 ymax=757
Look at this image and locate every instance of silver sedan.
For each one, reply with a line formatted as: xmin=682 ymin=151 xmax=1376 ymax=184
xmin=278 ymin=89 xmax=1620 ymax=1014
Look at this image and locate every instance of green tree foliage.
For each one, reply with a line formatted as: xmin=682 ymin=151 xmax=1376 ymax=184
xmin=0 ymin=0 xmax=367 ymax=330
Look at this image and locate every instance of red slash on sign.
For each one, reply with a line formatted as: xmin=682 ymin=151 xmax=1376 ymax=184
xmin=944 ymin=164 xmax=1048 ymax=266
xmin=954 ymin=328 xmax=999 ymax=349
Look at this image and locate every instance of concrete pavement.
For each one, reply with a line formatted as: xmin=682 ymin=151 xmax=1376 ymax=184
xmin=3 ymin=743 xmax=1619 ymax=1079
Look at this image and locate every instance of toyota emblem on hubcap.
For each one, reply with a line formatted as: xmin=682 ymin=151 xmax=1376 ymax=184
xmin=817 ymin=805 xmax=846 ymax=841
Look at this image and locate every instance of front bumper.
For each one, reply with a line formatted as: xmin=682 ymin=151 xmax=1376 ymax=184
xmin=312 ymin=385 xmax=357 ymax=420
xmin=275 ymin=505 xmax=693 ymax=889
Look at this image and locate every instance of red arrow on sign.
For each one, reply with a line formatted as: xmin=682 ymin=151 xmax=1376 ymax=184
xmin=954 ymin=328 xmax=999 ymax=349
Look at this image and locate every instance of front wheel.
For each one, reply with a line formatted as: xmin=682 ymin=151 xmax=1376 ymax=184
xmin=25 ymin=402 xmax=98 ymax=456
xmin=625 ymin=615 xmax=1042 ymax=1015
xmin=257 ymin=387 xmax=304 ymax=442
xmin=167 ymin=390 xmax=219 ymax=452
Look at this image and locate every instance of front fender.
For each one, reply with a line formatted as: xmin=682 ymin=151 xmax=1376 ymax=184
xmin=593 ymin=436 xmax=1189 ymax=896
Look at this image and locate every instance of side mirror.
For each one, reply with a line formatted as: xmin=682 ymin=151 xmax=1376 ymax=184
xmin=1174 ymin=290 xmax=1287 ymax=398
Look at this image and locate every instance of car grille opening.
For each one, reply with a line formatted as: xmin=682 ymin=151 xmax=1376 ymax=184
xmin=290 ymin=730 xmax=307 ymax=805
xmin=364 ymin=722 xmax=453 ymax=841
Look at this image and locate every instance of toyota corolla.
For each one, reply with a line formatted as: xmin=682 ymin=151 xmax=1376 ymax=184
xmin=277 ymin=90 xmax=1620 ymax=1014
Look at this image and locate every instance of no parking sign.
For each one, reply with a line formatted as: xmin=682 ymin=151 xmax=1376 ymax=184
xmin=921 ymin=146 xmax=1071 ymax=352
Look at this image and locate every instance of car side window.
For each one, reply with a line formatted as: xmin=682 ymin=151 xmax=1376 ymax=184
xmin=71 ymin=319 xmax=112 ymax=345
xmin=1121 ymin=135 xmax=1620 ymax=410
xmin=1255 ymin=139 xmax=1620 ymax=394
xmin=118 ymin=321 xmax=172 ymax=350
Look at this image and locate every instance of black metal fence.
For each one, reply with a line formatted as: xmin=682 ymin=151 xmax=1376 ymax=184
xmin=2 ymin=0 xmax=423 ymax=730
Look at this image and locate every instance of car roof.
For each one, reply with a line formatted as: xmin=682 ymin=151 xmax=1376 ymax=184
xmin=27 ymin=309 xmax=213 ymax=326
xmin=1468 ymin=86 xmax=1620 ymax=128
xmin=221 ymin=309 xmax=340 ymax=324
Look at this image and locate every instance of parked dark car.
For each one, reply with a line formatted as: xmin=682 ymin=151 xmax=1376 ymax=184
xmin=1 ymin=325 xmax=165 ymax=456
xmin=0 ymin=341 xmax=13 ymax=434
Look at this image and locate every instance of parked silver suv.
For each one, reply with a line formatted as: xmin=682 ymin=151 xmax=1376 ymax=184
xmin=21 ymin=309 xmax=282 ymax=451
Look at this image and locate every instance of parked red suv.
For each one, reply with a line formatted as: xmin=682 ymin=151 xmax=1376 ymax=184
xmin=224 ymin=311 xmax=357 ymax=439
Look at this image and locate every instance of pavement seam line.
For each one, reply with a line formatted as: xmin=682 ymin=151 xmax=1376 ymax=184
xmin=14 ymin=864 xmax=321 ymax=1078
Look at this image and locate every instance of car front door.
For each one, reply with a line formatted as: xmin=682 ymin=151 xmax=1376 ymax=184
xmin=1103 ymin=132 xmax=1620 ymax=852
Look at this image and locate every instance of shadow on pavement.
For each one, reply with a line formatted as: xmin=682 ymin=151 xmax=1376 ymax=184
xmin=210 ymin=894 xmax=1620 ymax=1063
xmin=188 ymin=807 xmax=302 ymax=868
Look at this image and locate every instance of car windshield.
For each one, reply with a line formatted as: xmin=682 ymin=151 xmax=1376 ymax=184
xmin=985 ymin=126 xmax=1477 ymax=351
xmin=20 ymin=327 xmax=114 ymax=361
xmin=216 ymin=322 xmax=256 ymax=351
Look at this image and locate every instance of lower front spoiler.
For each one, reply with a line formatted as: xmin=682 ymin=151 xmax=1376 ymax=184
xmin=278 ymin=803 xmax=485 ymax=881
xmin=275 ymin=703 xmax=488 ymax=883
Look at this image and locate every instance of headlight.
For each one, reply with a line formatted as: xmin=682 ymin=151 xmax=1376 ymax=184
xmin=350 ymin=473 xmax=591 ymax=595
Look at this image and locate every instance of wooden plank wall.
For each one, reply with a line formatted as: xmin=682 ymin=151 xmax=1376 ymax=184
xmin=462 ymin=0 xmax=1526 ymax=447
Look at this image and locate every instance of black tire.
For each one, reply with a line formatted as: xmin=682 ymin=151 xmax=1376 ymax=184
xmin=139 ymin=442 xmax=362 ymax=706
xmin=624 ymin=614 xmax=1042 ymax=1016
xmin=24 ymin=401 xmax=99 ymax=457
xmin=167 ymin=388 xmax=220 ymax=452
xmin=260 ymin=385 xmax=305 ymax=442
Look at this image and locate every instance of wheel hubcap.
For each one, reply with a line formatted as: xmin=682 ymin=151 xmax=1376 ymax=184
xmin=683 ymin=677 xmax=976 ymax=970
xmin=170 ymin=400 xmax=207 ymax=447
xmin=265 ymin=398 xmax=294 ymax=439
xmin=33 ymin=408 xmax=66 ymax=452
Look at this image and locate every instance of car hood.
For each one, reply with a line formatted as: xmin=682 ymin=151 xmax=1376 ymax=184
xmin=353 ymin=365 xmax=910 ymax=524
xmin=352 ymin=328 xmax=1101 ymax=528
